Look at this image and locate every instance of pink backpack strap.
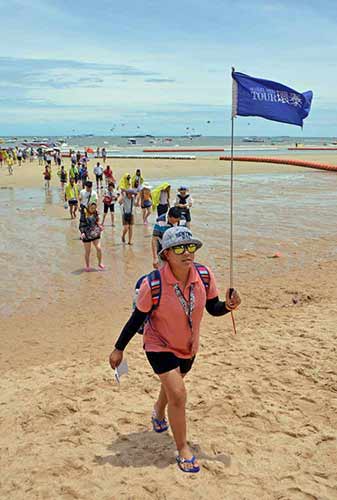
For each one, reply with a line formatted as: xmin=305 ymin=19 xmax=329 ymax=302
xmin=194 ymin=263 xmax=210 ymax=290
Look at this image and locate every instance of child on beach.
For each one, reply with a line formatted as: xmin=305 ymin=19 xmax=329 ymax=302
xmin=79 ymin=201 xmax=104 ymax=271
xmin=102 ymin=182 xmax=118 ymax=227
xmin=140 ymin=184 xmax=152 ymax=225
xmin=175 ymin=186 xmax=193 ymax=228
xmin=119 ymin=189 xmax=136 ymax=245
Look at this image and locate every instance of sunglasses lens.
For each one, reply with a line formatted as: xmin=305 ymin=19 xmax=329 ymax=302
xmin=187 ymin=244 xmax=197 ymax=253
xmin=172 ymin=245 xmax=185 ymax=255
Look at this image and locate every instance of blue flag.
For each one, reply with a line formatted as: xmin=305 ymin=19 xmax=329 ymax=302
xmin=232 ymin=71 xmax=313 ymax=127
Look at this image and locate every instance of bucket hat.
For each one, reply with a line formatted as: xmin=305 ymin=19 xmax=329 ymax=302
xmin=159 ymin=226 xmax=202 ymax=255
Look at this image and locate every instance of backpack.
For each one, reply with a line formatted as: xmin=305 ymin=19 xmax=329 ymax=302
xmin=133 ymin=263 xmax=210 ymax=334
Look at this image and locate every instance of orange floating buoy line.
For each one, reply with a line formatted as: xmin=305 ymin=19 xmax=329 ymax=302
xmin=219 ymin=156 xmax=337 ymax=172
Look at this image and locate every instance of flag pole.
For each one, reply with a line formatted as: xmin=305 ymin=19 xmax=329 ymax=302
xmin=230 ymin=67 xmax=237 ymax=335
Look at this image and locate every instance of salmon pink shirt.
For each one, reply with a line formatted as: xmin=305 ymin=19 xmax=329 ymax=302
xmin=137 ymin=262 xmax=218 ymax=358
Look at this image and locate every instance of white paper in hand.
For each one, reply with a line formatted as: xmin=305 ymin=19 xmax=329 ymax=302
xmin=114 ymin=360 xmax=129 ymax=384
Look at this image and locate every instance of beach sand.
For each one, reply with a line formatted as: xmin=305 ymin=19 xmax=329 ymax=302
xmin=0 ymin=157 xmax=336 ymax=500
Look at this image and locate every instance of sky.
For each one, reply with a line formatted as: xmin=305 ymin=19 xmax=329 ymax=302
xmin=1 ymin=0 xmax=337 ymax=136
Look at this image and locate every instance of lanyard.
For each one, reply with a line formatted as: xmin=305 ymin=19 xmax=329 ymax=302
xmin=173 ymin=283 xmax=195 ymax=332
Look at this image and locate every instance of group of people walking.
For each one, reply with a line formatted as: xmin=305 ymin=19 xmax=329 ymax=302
xmin=0 ymin=146 xmax=34 ymax=174
xmin=52 ymin=159 xmax=195 ymax=272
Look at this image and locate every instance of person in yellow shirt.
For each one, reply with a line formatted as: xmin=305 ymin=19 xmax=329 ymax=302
xmin=64 ymin=177 xmax=79 ymax=219
xmin=7 ymin=155 xmax=14 ymax=175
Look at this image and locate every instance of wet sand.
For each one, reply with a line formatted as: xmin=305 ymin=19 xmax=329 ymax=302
xmin=0 ymin=157 xmax=337 ymax=499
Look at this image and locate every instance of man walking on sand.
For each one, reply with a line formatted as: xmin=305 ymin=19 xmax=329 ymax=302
xmin=94 ymin=162 xmax=104 ymax=190
xmin=79 ymin=181 xmax=97 ymax=210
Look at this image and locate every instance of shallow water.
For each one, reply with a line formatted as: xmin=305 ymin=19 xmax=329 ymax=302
xmin=1 ymin=170 xmax=337 ymax=316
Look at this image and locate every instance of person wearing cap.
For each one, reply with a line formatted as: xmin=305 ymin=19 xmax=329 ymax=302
xmin=109 ymin=226 xmax=241 ymax=473
xmin=79 ymin=181 xmax=98 ymax=210
xmin=175 ymin=186 xmax=193 ymax=228
xmin=140 ymin=183 xmax=152 ymax=225
xmin=151 ymin=206 xmax=181 ymax=268
xmin=118 ymin=189 xmax=136 ymax=244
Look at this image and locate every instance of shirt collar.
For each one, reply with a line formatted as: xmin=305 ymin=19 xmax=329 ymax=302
xmin=162 ymin=262 xmax=198 ymax=286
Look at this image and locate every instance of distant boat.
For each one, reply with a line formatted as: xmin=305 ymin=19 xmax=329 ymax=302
xmin=127 ymin=138 xmax=137 ymax=145
xmin=121 ymin=135 xmax=153 ymax=138
xmin=242 ymin=137 xmax=265 ymax=143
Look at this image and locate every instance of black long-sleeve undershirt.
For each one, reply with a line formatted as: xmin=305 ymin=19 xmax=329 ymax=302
xmin=114 ymin=296 xmax=229 ymax=351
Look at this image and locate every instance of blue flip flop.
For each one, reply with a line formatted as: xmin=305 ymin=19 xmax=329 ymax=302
xmin=151 ymin=413 xmax=169 ymax=433
xmin=176 ymin=455 xmax=200 ymax=473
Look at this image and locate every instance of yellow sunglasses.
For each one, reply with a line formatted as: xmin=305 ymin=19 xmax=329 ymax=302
xmin=171 ymin=243 xmax=198 ymax=255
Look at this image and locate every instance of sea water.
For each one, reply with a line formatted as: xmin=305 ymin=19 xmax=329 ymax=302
xmin=1 ymin=170 xmax=337 ymax=316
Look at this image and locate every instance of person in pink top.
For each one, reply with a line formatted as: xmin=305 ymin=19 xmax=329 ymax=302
xmin=109 ymin=226 xmax=241 ymax=473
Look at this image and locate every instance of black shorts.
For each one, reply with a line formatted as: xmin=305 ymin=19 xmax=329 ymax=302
xmin=68 ymin=200 xmax=78 ymax=206
xmin=157 ymin=203 xmax=169 ymax=216
xmin=82 ymin=235 xmax=100 ymax=243
xmin=179 ymin=209 xmax=191 ymax=223
xmin=122 ymin=213 xmax=134 ymax=225
xmin=146 ymin=351 xmax=196 ymax=375
xmin=104 ymin=203 xmax=115 ymax=213
xmin=96 ymin=174 xmax=103 ymax=182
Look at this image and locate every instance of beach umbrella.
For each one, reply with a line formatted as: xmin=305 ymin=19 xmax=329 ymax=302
xmin=86 ymin=147 xmax=94 ymax=154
